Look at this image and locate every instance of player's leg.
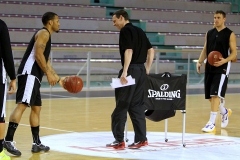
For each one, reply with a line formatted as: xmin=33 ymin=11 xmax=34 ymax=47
xmin=4 ymin=75 xmax=40 ymax=155
xmin=217 ymin=74 xmax=231 ymax=128
xmin=0 ymin=83 xmax=10 ymax=160
xmin=27 ymin=78 xmax=50 ymax=153
xmin=30 ymin=105 xmax=41 ymax=145
xmin=30 ymin=105 xmax=50 ymax=153
xmin=4 ymin=75 xmax=32 ymax=156
xmin=202 ymin=73 xmax=216 ymax=132
xmin=202 ymin=73 xmax=230 ymax=132
xmin=210 ymin=96 xmax=219 ymax=122
xmin=4 ymin=103 xmax=26 ymax=156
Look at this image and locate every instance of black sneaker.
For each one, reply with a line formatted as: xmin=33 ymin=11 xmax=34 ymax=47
xmin=106 ymin=140 xmax=125 ymax=150
xmin=3 ymin=141 xmax=22 ymax=156
xmin=31 ymin=143 xmax=50 ymax=153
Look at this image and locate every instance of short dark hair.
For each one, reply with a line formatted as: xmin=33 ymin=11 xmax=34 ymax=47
xmin=215 ymin=10 xmax=226 ymax=18
xmin=112 ymin=9 xmax=129 ymax=21
xmin=42 ymin=12 xmax=58 ymax=25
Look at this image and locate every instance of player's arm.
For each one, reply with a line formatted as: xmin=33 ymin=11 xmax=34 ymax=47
xmin=121 ymin=49 xmax=132 ymax=85
xmin=46 ymin=59 xmax=65 ymax=87
xmin=119 ymin=28 xmax=133 ymax=85
xmin=197 ymin=33 xmax=207 ymax=74
xmin=34 ymin=30 xmax=57 ymax=86
xmin=0 ymin=21 xmax=16 ymax=94
xmin=145 ymin=48 xmax=154 ymax=75
xmin=215 ymin=32 xmax=237 ymax=67
xmin=46 ymin=58 xmax=60 ymax=82
xmin=229 ymin=32 xmax=237 ymax=62
xmin=45 ymin=59 xmax=65 ymax=87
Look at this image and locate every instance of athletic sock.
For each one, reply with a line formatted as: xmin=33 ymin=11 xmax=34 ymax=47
xmin=219 ymin=98 xmax=227 ymax=115
xmin=5 ymin=122 xmax=18 ymax=141
xmin=209 ymin=112 xmax=217 ymax=124
xmin=31 ymin=126 xmax=41 ymax=145
xmin=0 ymin=139 xmax=3 ymax=152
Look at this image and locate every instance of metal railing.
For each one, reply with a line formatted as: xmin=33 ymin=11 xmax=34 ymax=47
xmin=12 ymin=46 xmax=240 ymax=90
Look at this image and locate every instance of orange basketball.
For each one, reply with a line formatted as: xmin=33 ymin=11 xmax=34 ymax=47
xmin=207 ymin=51 xmax=222 ymax=66
xmin=63 ymin=75 xmax=83 ymax=94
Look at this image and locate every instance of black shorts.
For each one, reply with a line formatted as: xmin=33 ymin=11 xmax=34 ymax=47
xmin=204 ymin=73 xmax=228 ymax=99
xmin=0 ymin=83 xmax=7 ymax=119
xmin=16 ymin=75 xmax=42 ymax=107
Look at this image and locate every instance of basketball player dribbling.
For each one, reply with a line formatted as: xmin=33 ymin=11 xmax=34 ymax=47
xmin=3 ymin=12 xmax=65 ymax=156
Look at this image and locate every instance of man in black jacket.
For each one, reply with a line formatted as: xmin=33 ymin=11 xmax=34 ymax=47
xmin=106 ymin=9 xmax=154 ymax=149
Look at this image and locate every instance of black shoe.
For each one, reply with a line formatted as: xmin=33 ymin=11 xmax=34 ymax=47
xmin=31 ymin=143 xmax=50 ymax=153
xmin=3 ymin=141 xmax=22 ymax=156
xmin=106 ymin=140 xmax=125 ymax=150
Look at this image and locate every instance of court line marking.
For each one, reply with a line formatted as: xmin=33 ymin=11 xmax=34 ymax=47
xmin=5 ymin=122 xmax=76 ymax=133
xmin=5 ymin=94 xmax=240 ymax=134
xmin=41 ymin=93 xmax=79 ymax=98
xmin=6 ymin=96 xmax=114 ymax=102
xmin=6 ymin=93 xmax=240 ymax=102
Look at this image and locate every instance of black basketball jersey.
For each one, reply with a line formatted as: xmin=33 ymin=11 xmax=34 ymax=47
xmin=17 ymin=27 xmax=51 ymax=82
xmin=206 ymin=27 xmax=232 ymax=74
xmin=0 ymin=19 xmax=16 ymax=84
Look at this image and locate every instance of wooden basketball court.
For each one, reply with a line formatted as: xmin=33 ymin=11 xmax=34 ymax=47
xmin=4 ymin=91 xmax=240 ymax=160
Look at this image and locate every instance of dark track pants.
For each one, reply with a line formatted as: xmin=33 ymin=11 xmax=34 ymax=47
xmin=111 ymin=64 xmax=147 ymax=142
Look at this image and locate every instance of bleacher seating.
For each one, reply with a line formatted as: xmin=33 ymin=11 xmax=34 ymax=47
xmin=0 ymin=1 xmax=106 ymax=18
xmin=113 ymin=0 xmax=231 ymax=12
xmin=127 ymin=8 xmax=240 ymax=24
xmin=6 ymin=0 xmax=90 ymax=5
xmin=1 ymin=1 xmax=239 ymax=40
xmin=2 ymin=13 xmax=240 ymax=34
xmin=145 ymin=20 xmax=240 ymax=35
xmin=5 ymin=0 xmax=232 ymax=13
xmin=8 ymin=29 xmax=240 ymax=47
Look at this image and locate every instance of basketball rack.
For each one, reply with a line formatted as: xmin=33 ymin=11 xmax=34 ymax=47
xmin=124 ymin=73 xmax=187 ymax=147
xmin=164 ymin=110 xmax=186 ymax=147
xmin=124 ymin=110 xmax=186 ymax=147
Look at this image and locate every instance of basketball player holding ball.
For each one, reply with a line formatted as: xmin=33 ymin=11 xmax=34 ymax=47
xmin=3 ymin=12 xmax=66 ymax=156
xmin=196 ymin=10 xmax=237 ymax=133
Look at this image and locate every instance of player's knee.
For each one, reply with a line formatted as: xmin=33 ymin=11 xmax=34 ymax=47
xmin=211 ymin=96 xmax=218 ymax=99
xmin=0 ymin=116 xmax=5 ymax=123
xmin=31 ymin=106 xmax=41 ymax=113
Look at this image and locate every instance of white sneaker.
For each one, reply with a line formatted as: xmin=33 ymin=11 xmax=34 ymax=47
xmin=202 ymin=121 xmax=216 ymax=133
xmin=221 ymin=108 xmax=232 ymax=128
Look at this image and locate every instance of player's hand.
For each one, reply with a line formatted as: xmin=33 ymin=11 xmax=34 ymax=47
xmin=8 ymin=79 xmax=17 ymax=94
xmin=46 ymin=73 xmax=58 ymax=86
xmin=146 ymin=69 xmax=150 ymax=75
xmin=196 ymin=62 xmax=202 ymax=74
xmin=120 ymin=72 xmax=128 ymax=85
xmin=58 ymin=77 xmax=67 ymax=89
xmin=214 ymin=57 xmax=226 ymax=67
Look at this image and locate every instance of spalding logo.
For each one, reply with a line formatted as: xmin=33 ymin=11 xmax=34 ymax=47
xmin=160 ymin=84 xmax=169 ymax=91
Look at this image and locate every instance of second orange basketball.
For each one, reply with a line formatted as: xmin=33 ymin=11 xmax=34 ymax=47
xmin=63 ymin=75 xmax=83 ymax=94
xmin=207 ymin=51 xmax=222 ymax=66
